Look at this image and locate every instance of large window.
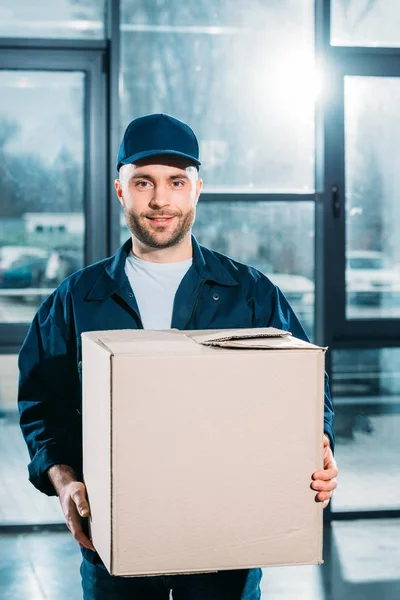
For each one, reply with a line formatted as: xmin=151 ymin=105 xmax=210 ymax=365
xmin=0 ymin=39 xmax=107 ymax=526
xmin=1 ymin=0 xmax=400 ymax=530
xmin=344 ymin=77 xmax=400 ymax=320
xmin=120 ymin=0 xmax=316 ymax=192
xmin=0 ymin=71 xmax=85 ymax=323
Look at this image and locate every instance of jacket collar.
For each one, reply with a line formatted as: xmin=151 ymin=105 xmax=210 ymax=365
xmin=191 ymin=235 xmax=239 ymax=287
xmin=86 ymin=234 xmax=238 ymax=301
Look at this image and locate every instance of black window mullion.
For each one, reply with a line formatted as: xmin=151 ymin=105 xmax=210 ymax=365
xmin=107 ymin=0 xmax=122 ymax=256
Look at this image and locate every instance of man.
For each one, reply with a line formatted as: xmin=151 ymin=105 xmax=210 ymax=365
xmin=19 ymin=114 xmax=338 ymax=599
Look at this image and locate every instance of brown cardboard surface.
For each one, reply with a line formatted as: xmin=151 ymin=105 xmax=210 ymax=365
xmin=81 ymin=336 xmax=112 ymax=572
xmin=82 ymin=329 xmax=326 ymax=576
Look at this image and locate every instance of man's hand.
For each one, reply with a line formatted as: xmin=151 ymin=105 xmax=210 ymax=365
xmin=311 ymin=435 xmax=338 ymax=508
xmin=48 ymin=465 xmax=95 ymax=551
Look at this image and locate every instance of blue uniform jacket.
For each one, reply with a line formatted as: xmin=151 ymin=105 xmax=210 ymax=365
xmin=18 ymin=235 xmax=335 ymax=496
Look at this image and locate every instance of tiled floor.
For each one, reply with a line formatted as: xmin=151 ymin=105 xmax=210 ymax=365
xmin=1 ymin=521 xmax=399 ymax=600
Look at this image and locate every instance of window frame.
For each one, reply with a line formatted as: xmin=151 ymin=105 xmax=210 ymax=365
xmin=318 ymin=54 xmax=400 ymax=345
xmin=316 ymin=0 xmax=400 ymax=520
xmin=0 ymin=42 xmax=108 ymax=346
xmin=316 ymin=1 xmax=400 ymax=347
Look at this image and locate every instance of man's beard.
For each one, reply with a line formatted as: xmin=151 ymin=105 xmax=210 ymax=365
xmin=124 ymin=206 xmax=196 ymax=249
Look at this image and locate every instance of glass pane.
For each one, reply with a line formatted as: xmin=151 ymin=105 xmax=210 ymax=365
xmin=331 ymin=0 xmax=400 ymax=47
xmin=331 ymin=348 xmax=400 ymax=511
xmin=0 ymin=0 xmax=105 ymax=38
xmin=120 ymin=0 xmax=316 ymax=193
xmin=0 ymin=355 xmax=63 ymax=524
xmin=345 ymin=77 xmax=400 ymax=320
xmin=120 ymin=202 xmax=315 ymax=339
xmin=0 ymin=71 xmax=85 ymax=323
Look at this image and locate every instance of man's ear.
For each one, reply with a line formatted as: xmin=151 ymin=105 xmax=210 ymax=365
xmin=195 ymin=178 xmax=203 ymax=204
xmin=115 ymin=179 xmax=124 ymax=206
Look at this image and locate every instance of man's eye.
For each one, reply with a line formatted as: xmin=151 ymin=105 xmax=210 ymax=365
xmin=136 ymin=181 xmax=150 ymax=188
xmin=172 ymin=180 xmax=184 ymax=187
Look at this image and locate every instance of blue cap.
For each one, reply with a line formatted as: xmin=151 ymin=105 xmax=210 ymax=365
xmin=117 ymin=113 xmax=201 ymax=171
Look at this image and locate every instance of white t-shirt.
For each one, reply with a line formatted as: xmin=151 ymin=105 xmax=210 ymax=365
xmin=124 ymin=252 xmax=193 ymax=329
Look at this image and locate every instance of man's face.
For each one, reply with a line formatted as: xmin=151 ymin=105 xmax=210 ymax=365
xmin=115 ymin=158 xmax=203 ymax=250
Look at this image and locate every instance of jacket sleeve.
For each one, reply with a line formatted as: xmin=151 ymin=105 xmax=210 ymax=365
xmin=18 ymin=294 xmax=82 ymax=496
xmin=255 ymin=281 xmax=335 ymax=453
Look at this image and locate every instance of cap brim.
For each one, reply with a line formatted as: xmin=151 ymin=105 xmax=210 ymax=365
xmin=118 ymin=149 xmax=201 ymax=170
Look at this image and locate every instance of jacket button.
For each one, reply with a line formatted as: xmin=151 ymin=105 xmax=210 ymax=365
xmin=129 ymin=293 xmax=133 ymax=297
xmin=212 ymin=293 xmax=219 ymax=301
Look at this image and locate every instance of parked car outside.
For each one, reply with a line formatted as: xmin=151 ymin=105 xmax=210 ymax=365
xmin=265 ymin=272 xmax=314 ymax=336
xmin=44 ymin=248 xmax=83 ymax=286
xmin=245 ymin=259 xmax=315 ymax=336
xmin=0 ymin=246 xmax=49 ymax=292
xmin=347 ymin=250 xmax=400 ymax=306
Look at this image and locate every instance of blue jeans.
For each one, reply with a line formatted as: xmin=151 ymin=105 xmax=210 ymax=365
xmin=81 ymin=556 xmax=262 ymax=600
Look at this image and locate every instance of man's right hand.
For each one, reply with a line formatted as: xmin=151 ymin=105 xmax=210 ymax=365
xmin=48 ymin=464 xmax=95 ymax=552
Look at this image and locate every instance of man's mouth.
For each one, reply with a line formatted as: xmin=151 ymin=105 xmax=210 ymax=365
xmin=146 ymin=216 xmax=176 ymax=226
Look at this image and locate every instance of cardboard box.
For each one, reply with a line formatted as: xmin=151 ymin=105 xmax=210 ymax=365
xmin=81 ymin=327 xmax=326 ymax=576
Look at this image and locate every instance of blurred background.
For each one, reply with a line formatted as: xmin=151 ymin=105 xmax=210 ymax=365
xmin=0 ymin=0 xmax=399 ymax=598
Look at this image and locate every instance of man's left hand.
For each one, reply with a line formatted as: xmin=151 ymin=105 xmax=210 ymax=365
xmin=311 ymin=435 xmax=338 ymax=508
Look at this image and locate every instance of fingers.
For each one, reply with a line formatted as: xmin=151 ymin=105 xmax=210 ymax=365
xmin=311 ymin=467 xmax=338 ymax=506
xmin=60 ymin=483 xmax=95 ymax=552
xmin=310 ymin=436 xmax=337 ymax=508
xmin=315 ymin=488 xmax=333 ymax=501
xmin=312 ymin=465 xmax=338 ymax=481
xmin=311 ymin=477 xmax=338 ymax=493
xmin=65 ymin=504 xmax=96 ymax=551
xmin=311 ymin=468 xmax=335 ymax=481
xmin=71 ymin=486 xmax=91 ymax=518
xmin=322 ymin=447 xmax=338 ymax=472
xmin=312 ymin=474 xmax=336 ymax=505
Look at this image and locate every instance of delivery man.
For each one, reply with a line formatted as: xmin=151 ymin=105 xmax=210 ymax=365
xmin=18 ymin=114 xmax=338 ymax=599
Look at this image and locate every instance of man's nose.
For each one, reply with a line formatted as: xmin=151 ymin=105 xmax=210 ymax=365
xmin=149 ymin=185 xmax=170 ymax=208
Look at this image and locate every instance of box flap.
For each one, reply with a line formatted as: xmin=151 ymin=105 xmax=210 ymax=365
xmin=206 ymin=337 xmax=323 ymax=350
xmin=186 ymin=327 xmax=323 ymax=350
xmin=186 ymin=327 xmax=291 ymax=345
